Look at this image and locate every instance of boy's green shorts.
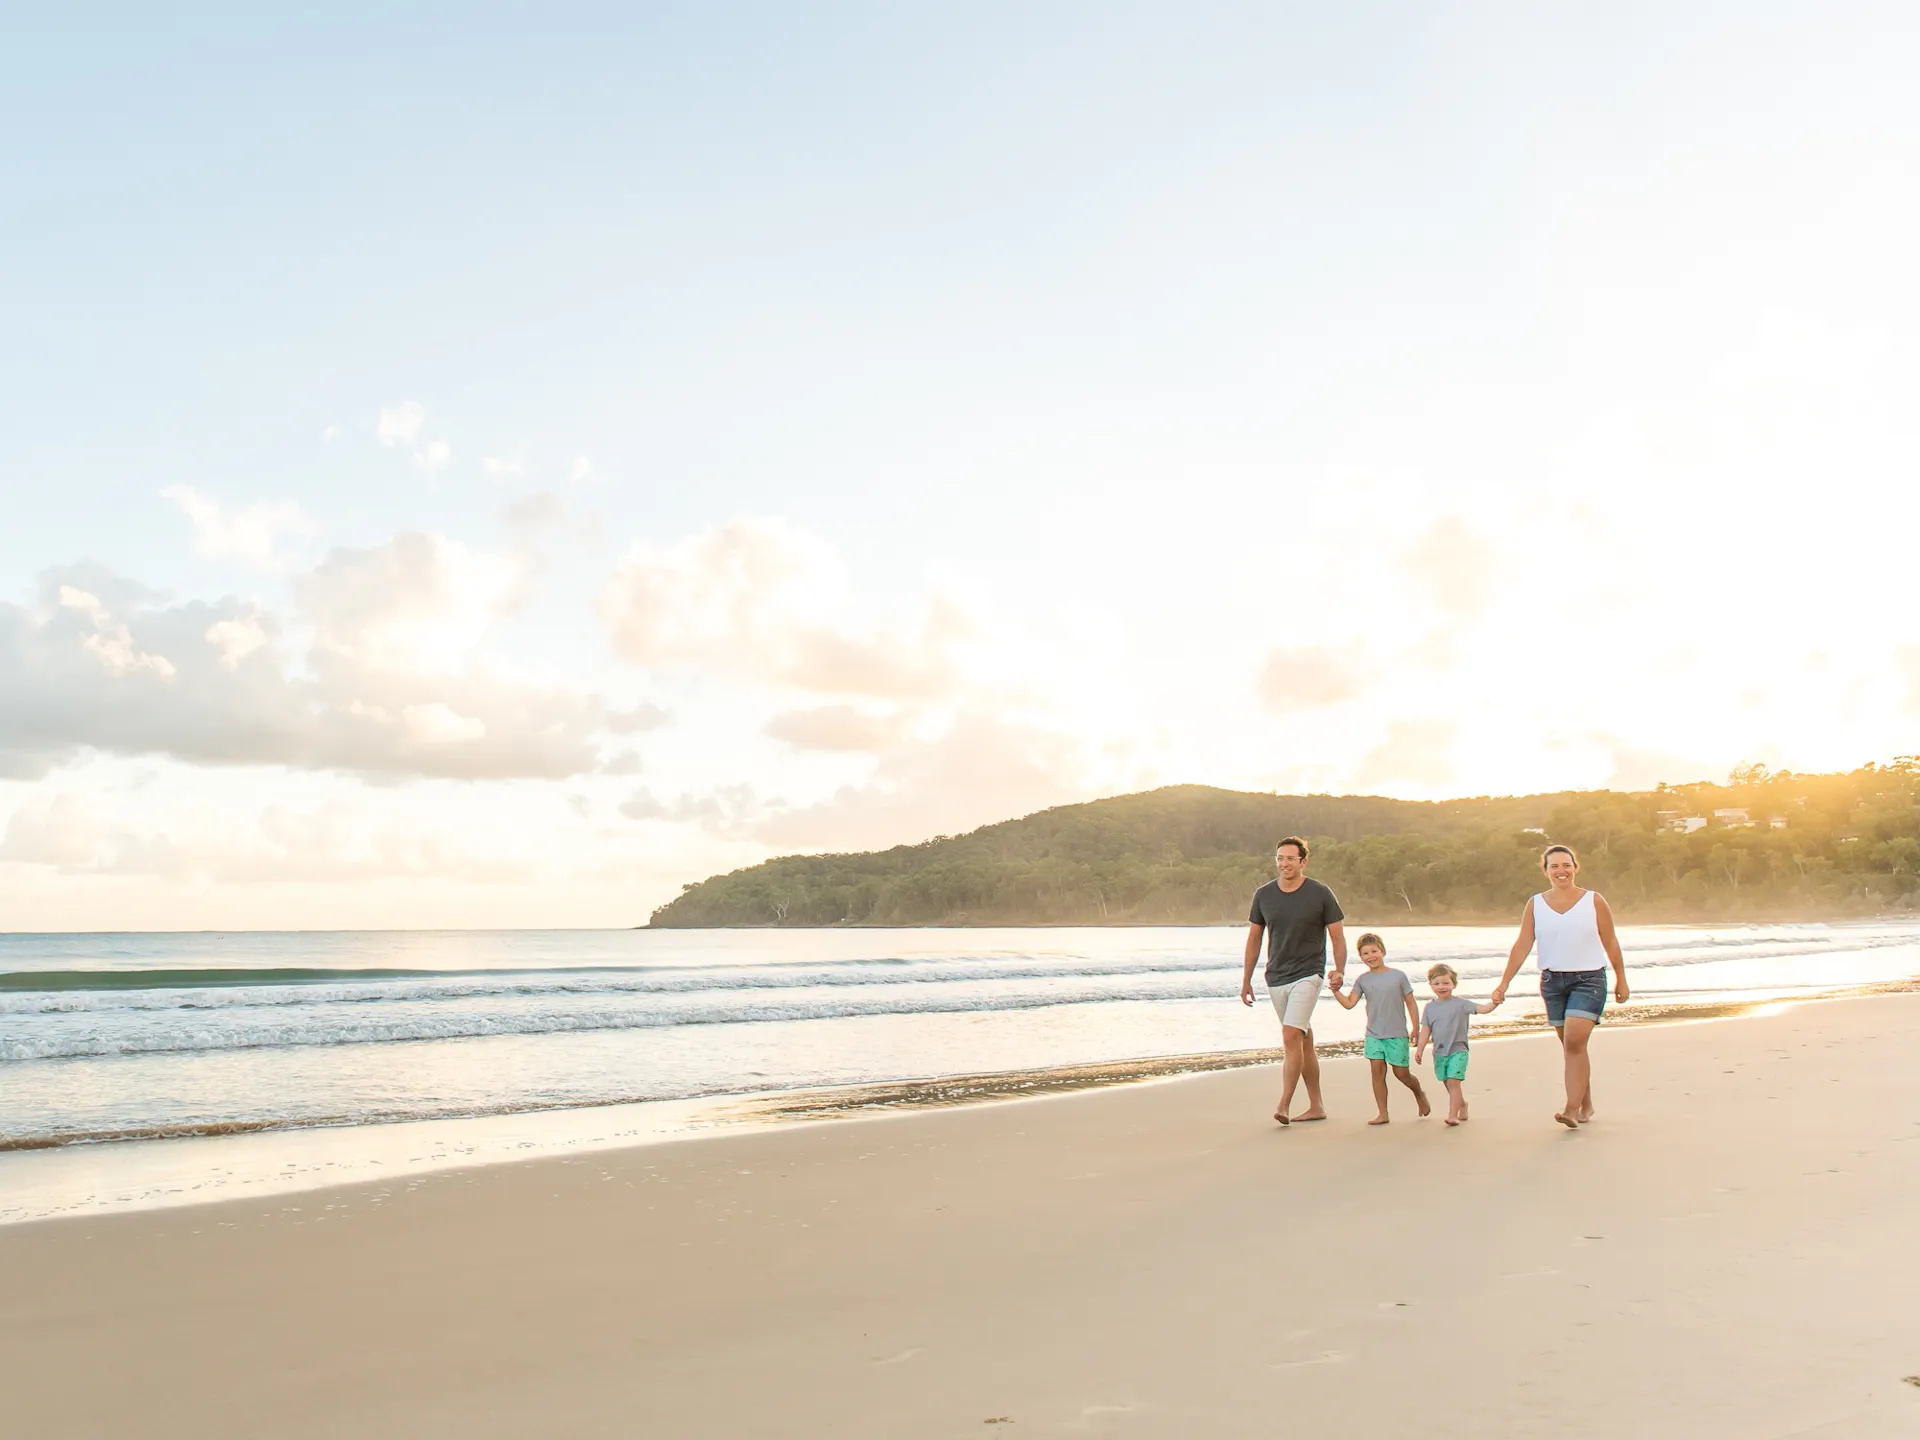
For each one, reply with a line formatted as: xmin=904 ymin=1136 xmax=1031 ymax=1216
xmin=1363 ymin=1036 xmax=1410 ymax=1066
xmin=1433 ymin=1051 xmax=1469 ymax=1082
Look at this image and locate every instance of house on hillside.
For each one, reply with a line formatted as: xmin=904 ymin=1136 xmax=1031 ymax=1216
xmin=1712 ymin=807 xmax=1755 ymax=828
xmin=1658 ymin=811 xmax=1708 ymax=835
xmin=1769 ymin=815 xmax=1789 ymax=830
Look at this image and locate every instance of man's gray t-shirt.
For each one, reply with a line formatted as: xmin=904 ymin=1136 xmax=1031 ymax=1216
xmin=1354 ymin=967 xmax=1414 ymax=1039
xmin=1422 ymin=996 xmax=1477 ymax=1057
xmin=1248 ymin=878 xmax=1345 ymax=987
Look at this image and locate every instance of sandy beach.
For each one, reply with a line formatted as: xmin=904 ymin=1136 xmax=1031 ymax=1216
xmin=5 ymin=995 xmax=1919 ymax=1438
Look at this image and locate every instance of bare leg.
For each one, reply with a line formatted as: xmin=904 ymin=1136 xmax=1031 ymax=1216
xmin=1368 ymin=1058 xmax=1390 ymax=1124
xmin=1392 ymin=1064 xmax=1430 ymax=1117
xmin=1275 ymin=1024 xmax=1306 ymax=1122
xmin=1293 ymin=1028 xmax=1326 ymax=1120
xmin=1562 ymin=1017 xmax=1596 ymax=1123
xmin=1443 ymin=1077 xmax=1466 ymax=1125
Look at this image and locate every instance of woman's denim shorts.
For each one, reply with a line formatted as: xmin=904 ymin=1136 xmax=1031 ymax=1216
xmin=1541 ymin=969 xmax=1608 ymax=1027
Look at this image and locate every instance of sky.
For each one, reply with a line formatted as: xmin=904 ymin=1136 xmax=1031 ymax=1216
xmin=3 ymin=2 xmax=1919 ymax=929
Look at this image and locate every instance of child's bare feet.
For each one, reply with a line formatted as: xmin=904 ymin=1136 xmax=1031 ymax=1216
xmin=1444 ymin=1115 xmax=1460 ymax=1127
xmin=1415 ymin=1091 xmax=1431 ymax=1118
xmin=1367 ymin=1114 xmax=1389 ymax=1126
xmin=1457 ymin=1102 xmax=1469 ymax=1123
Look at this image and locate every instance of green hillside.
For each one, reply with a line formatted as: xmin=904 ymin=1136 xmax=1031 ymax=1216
xmin=649 ymin=760 xmax=1920 ymax=927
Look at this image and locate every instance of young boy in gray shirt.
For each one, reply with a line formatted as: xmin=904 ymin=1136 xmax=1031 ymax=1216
xmin=1328 ymin=932 xmax=1429 ymax=1125
xmin=1416 ymin=963 xmax=1501 ymax=1126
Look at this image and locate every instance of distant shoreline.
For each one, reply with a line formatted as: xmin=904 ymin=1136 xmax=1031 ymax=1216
xmin=642 ymin=909 xmax=1917 ymax=930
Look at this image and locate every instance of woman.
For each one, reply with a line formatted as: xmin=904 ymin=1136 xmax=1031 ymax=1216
xmin=1490 ymin=844 xmax=1630 ymax=1129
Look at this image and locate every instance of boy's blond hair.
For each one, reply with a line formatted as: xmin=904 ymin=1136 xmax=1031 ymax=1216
xmin=1356 ymin=932 xmax=1386 ymax=954
xmin=1427 ymin=963 xmax=1459 ymax=983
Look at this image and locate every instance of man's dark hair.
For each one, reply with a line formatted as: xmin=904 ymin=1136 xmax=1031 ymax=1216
xmin=1276 ymin=835 xmax=1309 ymax=861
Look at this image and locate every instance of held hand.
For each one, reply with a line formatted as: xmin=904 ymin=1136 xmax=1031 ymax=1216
xmin=1615 ymin=978 xmax=1630 ymax=1003
xmin=1489 ymin=984 xmax=1506 ymax=1007
xmin=1328 ymin=971 xmax=1345 ymax=990
xmin=1240 ymin=981 xmax=1255 ymax=1007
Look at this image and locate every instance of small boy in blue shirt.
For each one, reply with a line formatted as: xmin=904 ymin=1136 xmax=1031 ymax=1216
xmin=1328 ymin=932 xmax=1429 ymax=1125
xmin=1416 ymin=963 xmax=1500 ymax=1126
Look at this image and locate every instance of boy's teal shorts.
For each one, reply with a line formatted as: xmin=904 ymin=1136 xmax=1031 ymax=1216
xmin=1363 ymin=1036 xmax=1410 ymax=1066
xmin=1433 ymin=1051 xmax=1469 ymax=1082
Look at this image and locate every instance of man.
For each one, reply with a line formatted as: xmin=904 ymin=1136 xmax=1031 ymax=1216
xmin=1240 ymin=835 xmax=1347 ymax=1124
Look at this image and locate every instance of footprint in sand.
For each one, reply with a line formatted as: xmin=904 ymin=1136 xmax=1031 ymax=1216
xmin=1271 ymin=1351 xmax=1350 ymax=1369
xmin=872 ymin=1348 xmax=923 ymax=1365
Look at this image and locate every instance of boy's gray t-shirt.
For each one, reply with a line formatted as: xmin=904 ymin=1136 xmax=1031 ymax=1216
xmin=1354 ymin=968 xmax=1414 ymax=1039
xmin=1422 ymin=995 xmax=1477 ymax=1057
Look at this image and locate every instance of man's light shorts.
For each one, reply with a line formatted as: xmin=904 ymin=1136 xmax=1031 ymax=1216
xmin=1267 ymin=974 xmax=1323 ymax=1030
xmin=1363 ymin=1035 xmax=1411 ymax=1066
xmin=1433 ymin=1051 xmax=1469 ymax=1082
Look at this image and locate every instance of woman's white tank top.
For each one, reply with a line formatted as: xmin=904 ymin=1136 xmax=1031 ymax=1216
xmin=1532 ymin=891 xmax=1608 ymax=973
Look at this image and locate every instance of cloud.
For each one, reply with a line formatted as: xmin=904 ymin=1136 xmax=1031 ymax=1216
xmin=620 ymin=783 xmax=778 ymax=840
xmin=482 ymin=456 xmax=527 ymax=479
xmin=570 ymin=456 xmax=594 ymax=483
xmin=502 ymin=491 xmax=567 ymax=537
xmin=606 ymin=701 xmax=670 ymax=734
xmin=1401 ymin=515 xmax=1496 ymax=620
xmin=599 ymin=517 xmax=968 ymax=700
xmin=754 ymin=714 xmax=1094 ymax=851
xmin=377 ymin=402 xmax=426 ymax=447
xmin=764 ymin=704 xmax=913 ymax=753
xmin=1257 ymin=645 xmax=1365 ymax=712
xmin=376 ymin=402 xmax=452 ymax=472
xmin=0 ymin=790 xmax=532 ymax=884
xmin=1350 ymin=718 xmax=1460 ymax=792
xmin=322 ymin=424 xmax=340 ymax=443
xmin=0 ymin=793 xmax=106 ymax=867
xmin=0 ymin=540 xmax=615 ymax=782
xmin=162 ymin=486 xmax=318 ymax=570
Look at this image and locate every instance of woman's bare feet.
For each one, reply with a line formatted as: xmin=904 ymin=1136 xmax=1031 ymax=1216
xmin=1291 ymin=1109 xmax=1328 ymax=1123
xmin=1367 ymin=1115 xmax=1389 ymax=1126
xmin=1553 ymin=1111 xmax=1578 ymax=1129
xmin=1273 ymin=1107 xmax=1290 ymax=1126
xmin=1444 ymin=1115 xmax=1460 ymax=1127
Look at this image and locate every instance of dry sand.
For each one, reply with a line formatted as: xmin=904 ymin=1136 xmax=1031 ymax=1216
xmin=4 ymin=994 xmax=1919 ymax=1438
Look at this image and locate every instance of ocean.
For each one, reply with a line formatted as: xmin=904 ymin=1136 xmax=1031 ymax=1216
xmin=4 ymin=921 xmax=1918 ymax=1221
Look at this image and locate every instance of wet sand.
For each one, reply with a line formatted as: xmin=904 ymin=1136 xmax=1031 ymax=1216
xmin=4 ymin=994 xmax=1919 ymax=1437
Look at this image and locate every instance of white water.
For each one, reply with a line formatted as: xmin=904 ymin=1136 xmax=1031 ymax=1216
xmin=2 ymin=922 xmax=1916 ymax=1222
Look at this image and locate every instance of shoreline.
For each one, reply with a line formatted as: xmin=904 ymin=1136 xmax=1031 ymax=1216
xmin=6 ymin=992 xmax=1919 ymax=1436
xmin=8 ymin=975 xmax=1916 ymax=1158
xmin=5 ymin=976 xmax=1915 ymax=1228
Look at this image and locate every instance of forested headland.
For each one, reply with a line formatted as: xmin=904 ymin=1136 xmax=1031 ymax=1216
xmin=648 ymin=760 xmax=1920 ymax=927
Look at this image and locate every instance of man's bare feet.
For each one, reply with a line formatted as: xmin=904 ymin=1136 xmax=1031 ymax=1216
xmin=1367 ymin=1115 xmax=1389 ymax=1126
xmin=1553 ymin=1111 xmax=1578 ymax=1129
xmin=1290 ymin=1109 xmax=1328 ymax=1123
